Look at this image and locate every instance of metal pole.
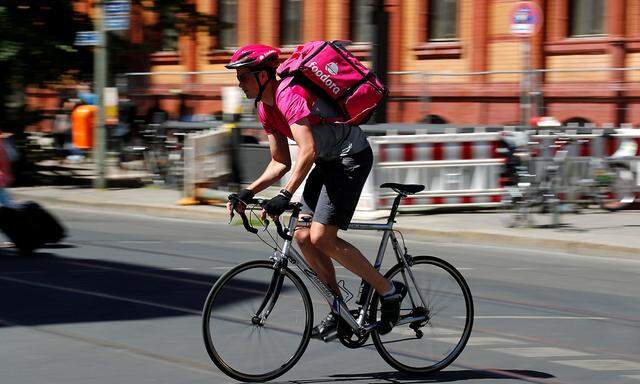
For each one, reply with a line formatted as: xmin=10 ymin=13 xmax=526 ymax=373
xmin=520 ymin=37 xmax=531 ymax=127
xmin=93 ymin=1 xmax=107 ymax=189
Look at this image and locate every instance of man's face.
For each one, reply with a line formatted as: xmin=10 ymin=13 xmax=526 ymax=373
xmin=236 ymin=68 xmax=265 ymax=99
xmin=236 ymin=68 xmax=260 ymax=99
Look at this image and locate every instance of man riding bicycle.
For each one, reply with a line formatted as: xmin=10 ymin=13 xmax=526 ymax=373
xmin=225 ymin=44 xmax=406 ymax=339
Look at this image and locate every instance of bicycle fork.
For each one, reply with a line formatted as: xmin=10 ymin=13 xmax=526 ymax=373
xmin=251 ymin=268 xmax=285 ymax=326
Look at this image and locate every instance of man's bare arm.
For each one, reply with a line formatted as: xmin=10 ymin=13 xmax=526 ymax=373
xmin=247 ymin=131 xmax=292 ymax=193
xmin=282 ymin=117 xmax=316 ymax=194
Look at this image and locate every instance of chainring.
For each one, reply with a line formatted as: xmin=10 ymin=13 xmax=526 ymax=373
xmin=337 ymin=310 xmax=369 ymax=349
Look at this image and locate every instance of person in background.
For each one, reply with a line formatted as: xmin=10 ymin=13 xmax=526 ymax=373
xmin=52 ymin=100 xmax=74 ymax=161
xmin=0 ymin=132 xmax=16 ymax=207
xmin=146 ymin=95 xmax=169 ymax=125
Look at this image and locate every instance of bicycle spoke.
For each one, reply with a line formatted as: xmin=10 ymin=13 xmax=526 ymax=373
xmin=371 ymin=256 xmax=473 ymax=373
xmin=202 ymin=261 xmax=312 ymax=381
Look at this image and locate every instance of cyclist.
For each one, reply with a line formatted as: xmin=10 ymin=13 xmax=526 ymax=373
xmin=225 ymin=44 xmax=406 ymax=339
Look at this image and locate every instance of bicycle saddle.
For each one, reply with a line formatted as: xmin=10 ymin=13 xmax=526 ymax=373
xmin=380 ymin=183 xmax=425 ymax=195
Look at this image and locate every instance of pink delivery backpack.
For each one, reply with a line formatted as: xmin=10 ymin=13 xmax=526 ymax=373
xmin=276 ymin=40 xmax=388 ymax=125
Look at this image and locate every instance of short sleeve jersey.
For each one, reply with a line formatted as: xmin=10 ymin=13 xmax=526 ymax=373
xmin=257 ymin=77 xmax=369 ymax=159
xmin=257 ymin=77 xmax=324 ymax=138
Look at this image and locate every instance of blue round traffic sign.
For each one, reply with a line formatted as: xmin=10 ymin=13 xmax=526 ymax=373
xmin=510 ymin=1 xmax=543 ymax=37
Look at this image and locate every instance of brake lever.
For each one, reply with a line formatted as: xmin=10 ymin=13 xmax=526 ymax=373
xmin=228 ymin=193 xmax=258 ymax=234
xmin=273 ymin=218 xmax=293 ymax=241
xmin=239 ymin=211 xmax=258 ymax=234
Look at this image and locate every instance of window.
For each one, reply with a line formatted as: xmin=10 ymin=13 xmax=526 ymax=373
xmin=569 ymin=0 xmax=605 ymax=36
xmin=428 ymin=0 xmax=458 ymax=41
xmin=218 ymin=0 xmax=237 ymax=48
xmin=280 ymin=0 xmax=302 ymax=46
xmin=350 ymin=0 xmax=373 ymax=43
xmin=159 ymin=11 xmax=178 ymax=51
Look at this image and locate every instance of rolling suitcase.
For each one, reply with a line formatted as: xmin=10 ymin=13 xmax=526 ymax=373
xmin=0 ymin=201 xmax=66 ymax=254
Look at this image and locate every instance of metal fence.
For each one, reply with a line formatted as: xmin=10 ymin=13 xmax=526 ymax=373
xmin=179 ymin=124 xmax=640 ymax=211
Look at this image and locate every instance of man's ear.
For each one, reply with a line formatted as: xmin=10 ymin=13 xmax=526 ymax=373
xmin=259 ymin=70 xmax=271 ymax=84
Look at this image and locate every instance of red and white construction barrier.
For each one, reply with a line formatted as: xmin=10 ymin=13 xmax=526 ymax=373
xmin=359 ymin=133 xmax=507 ymax=210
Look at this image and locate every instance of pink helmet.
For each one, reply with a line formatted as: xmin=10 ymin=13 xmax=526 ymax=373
xmin=225 ymin=45 xmax=281 ymax=70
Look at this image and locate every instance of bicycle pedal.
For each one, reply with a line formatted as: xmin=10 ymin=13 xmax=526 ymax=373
xmin=321 ymin=330 xmax=339 ymax=342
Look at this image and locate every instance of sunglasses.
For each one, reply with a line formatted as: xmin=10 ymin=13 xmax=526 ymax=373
xmin=236 ymin=71 xmax=264 ymax=83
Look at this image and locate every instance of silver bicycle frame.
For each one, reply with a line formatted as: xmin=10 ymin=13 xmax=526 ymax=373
xmin=273 ymin=200 xmax=427 ymax=334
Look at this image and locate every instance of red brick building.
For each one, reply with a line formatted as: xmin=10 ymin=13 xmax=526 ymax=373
xmin=47 ymin=1 xmax=640 ymax=126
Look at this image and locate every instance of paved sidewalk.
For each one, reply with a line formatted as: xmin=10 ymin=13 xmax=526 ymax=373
xmin=8 ymin=185 xmax=640 ymax=258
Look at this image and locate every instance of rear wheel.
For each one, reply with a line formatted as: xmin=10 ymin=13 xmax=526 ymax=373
xmin=600 ymin=164 xmax=637 ymax=211
xmin=370 ymin=256 xmax=473 ymax=374
xmin=202 ymin=260 xmax=313 ymax=382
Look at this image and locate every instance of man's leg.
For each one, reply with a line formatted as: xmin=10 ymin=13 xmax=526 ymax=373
xmin=308 ymin=222 xmax=392 ymax=295
xmin=294 ymin=223 xmax=341 ymax=297
xmin=294 ymin=220 xmax=344 ymax=340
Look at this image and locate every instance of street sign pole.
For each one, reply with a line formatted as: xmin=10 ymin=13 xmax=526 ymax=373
xmin=521 ymin=37 xmax=531 ymax=128
xmin=510 ymin=1 xmax=542 ymax=128
xmin=93 ymin=1 xmax=107 ymax=189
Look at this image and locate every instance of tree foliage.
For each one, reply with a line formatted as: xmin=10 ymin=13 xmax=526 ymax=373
xmin=0 ymin=0 xmax=221 ymax=131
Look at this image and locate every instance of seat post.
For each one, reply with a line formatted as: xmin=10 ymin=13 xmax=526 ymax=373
xmin=386 ymin=193 xmax=404 ymax=224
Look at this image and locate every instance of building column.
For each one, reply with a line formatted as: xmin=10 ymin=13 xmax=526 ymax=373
xmin=531 ymin=0 xmax=545 ymax=70
xmin=238 ymin=0 xmax=258 ymax=46
xmin=548 ymin=0 xmax=567 ymax=41
xmin=609 ymin=0 xmax=626 ymax=74
xmin=304 ymin=0 xmax=325 ymax=41
xmin=609 ymin=0 xmax=626 ymax=124
xmin=386 ymin=0 xmax=402 ymax=122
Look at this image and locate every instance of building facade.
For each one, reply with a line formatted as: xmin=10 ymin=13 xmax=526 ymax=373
xmin=66 ymin=1 xmax=640 ymax=126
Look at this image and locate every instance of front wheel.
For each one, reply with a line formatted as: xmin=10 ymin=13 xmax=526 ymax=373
xmin=202 ymin=260 xmax=313 ymax=382
xmin=370 ymin=256 xmax=473 ymax=374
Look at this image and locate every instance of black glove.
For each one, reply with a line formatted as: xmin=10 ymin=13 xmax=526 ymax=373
xmin=237 ymin=188 xmax=255 ymax=205
xmin=263 ymin=193 xmax=291 ymax=216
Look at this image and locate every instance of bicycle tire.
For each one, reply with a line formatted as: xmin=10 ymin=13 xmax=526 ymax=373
xmin=202 ymin=260 xmax=313 ymax=382
xmin=600 ymin=163 xmax=637 ymax=211
xmin=370 ymin=256 xmax=473 ymax=374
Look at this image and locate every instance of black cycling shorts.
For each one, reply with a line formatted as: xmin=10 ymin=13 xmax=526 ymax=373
xmin=300 ymin=146 xmax=373 ymax=230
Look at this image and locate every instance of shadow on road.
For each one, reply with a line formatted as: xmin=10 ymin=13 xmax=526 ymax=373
xmin=276 ymin=369 xmax=555 ymax=383
xmin=0 ymin=249 xmax=272 ymax=327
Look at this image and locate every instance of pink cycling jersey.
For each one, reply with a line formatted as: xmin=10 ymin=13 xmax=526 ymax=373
xmin=258 ymin=77 xmax=325 ymax=138
xmin=257 ymin=77 xmax=369 ymax=159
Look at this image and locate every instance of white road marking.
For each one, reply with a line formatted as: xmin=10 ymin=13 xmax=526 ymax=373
xmin=489 ymin=347 xmax=592 ymax=358
xmin=465 ymin=316 xmax=609 ymax=320
xmin=393 ymin=327 xmax=458 ymax=336
xmin=551 ymin=359 xmax=640 ymax=371
xmin=622 ymin=375 xmax=640 ymax=381
xmin=434 ymin=336 xmax=523 ymax=346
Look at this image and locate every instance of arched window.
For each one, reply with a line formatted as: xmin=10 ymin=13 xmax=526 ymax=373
xmin=421 ymin=114 xmax=448 ymax=124
xmin=563 ymin=117 xmax=592 ymax=127
xmin=218 ymin=0 xmax=237 ymax=49
xmin=280 ymin=0 xmax=302 ymax=46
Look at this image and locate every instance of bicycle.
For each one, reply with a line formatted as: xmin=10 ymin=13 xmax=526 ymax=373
xmin=562 ymin=137 xmax=637 ymax=212
xmin=202 ymin=183 xmax=474 ymax=382
xmin=503 ymin=131 xmax=637 ymax=228
xmin=502 ymin=131 xmax=566 ymax=228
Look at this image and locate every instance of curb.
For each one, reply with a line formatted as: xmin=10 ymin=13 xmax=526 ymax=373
xmin=11 ymin=192 xmax=640 ymax=259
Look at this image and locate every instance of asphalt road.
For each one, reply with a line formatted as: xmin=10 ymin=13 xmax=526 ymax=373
xmin=1 ymin=206 xmax=639 ymax=384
